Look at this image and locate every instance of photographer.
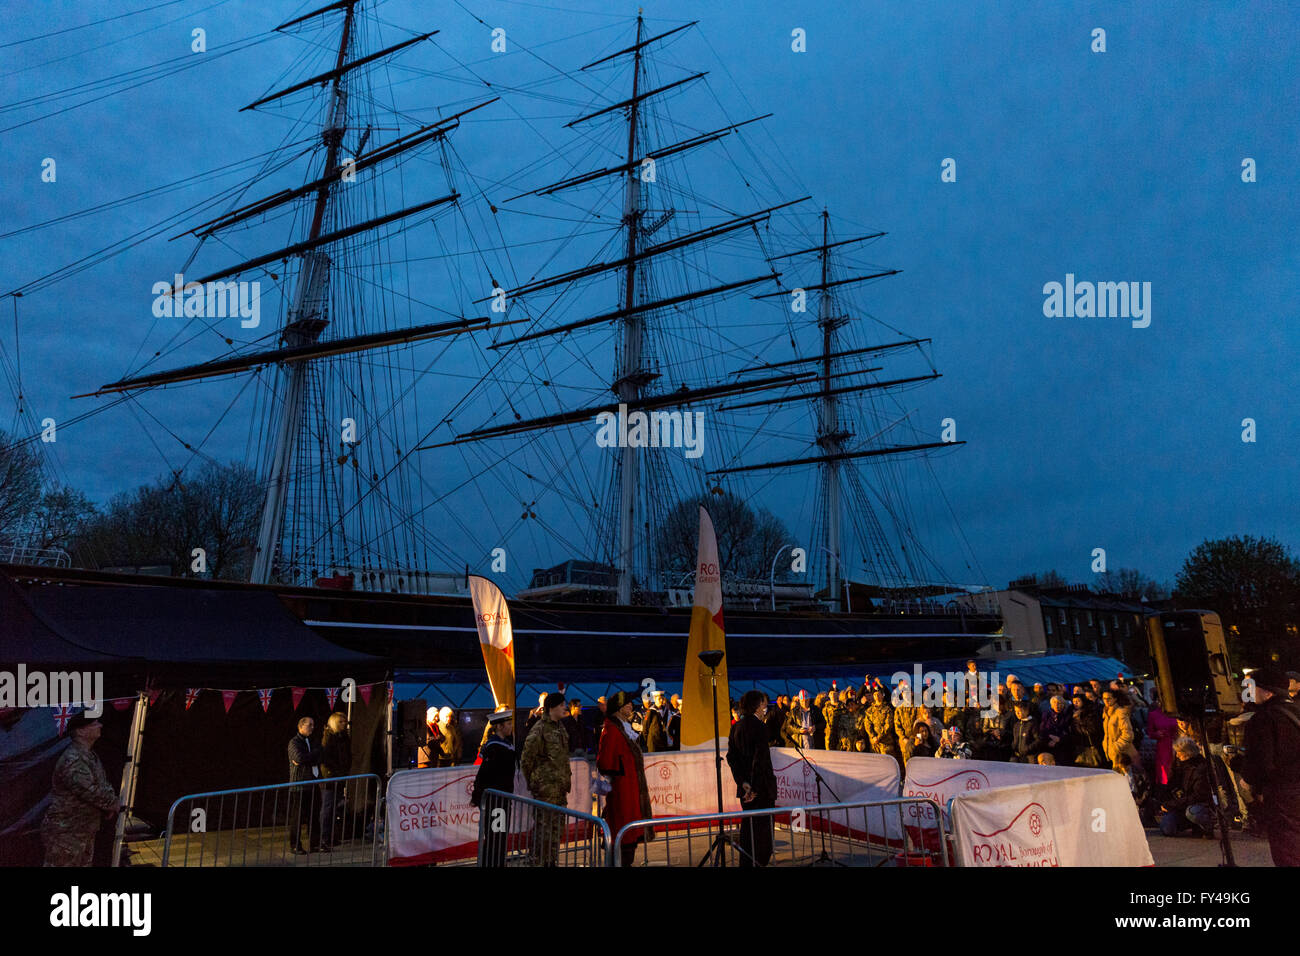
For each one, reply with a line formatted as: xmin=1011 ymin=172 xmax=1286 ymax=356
xmin=1237 ymin=667 xmax=1300 ymax=866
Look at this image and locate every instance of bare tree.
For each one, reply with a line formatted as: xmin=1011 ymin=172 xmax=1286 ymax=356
xmin=655 ymin=491 xmax=793 ymax=581
xmin=0 ymin=432 xmax=42 ymax=534
xmin=75 ymin=460 xmax=261 ymax=580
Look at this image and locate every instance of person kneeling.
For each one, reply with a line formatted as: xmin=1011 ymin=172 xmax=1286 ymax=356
xmin=1158 ymin=737 xmax=1215 ymax=838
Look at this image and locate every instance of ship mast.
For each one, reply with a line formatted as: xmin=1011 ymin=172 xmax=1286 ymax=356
xmin=817 ymin=209 xmax=845 ymax=611
xmin=250 ymin=2 xmax=356 ymax=584
xmin=615 ymin=14 xmax=645 ymax=604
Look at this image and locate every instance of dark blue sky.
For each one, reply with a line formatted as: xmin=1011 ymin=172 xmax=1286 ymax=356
xmin=3 ymin=0 xmax=1297 ymax=592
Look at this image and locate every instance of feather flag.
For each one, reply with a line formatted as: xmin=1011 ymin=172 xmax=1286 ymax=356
xmin=468 ymin=575 xmax=516 ymax=711
xmin=680 ymin=506 xmax=729 ymax=749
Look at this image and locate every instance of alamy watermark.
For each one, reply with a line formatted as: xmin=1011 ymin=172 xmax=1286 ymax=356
xmin=0 ymin=666 xmax=104 ymax=718
xmin=595 ymin=403 xmax=704 ymax=459
xmin=889 ymin=664 xmax=1001 ymax=718
xmin=151 ymin=273 xmax=261 ymax=328
xmin=1042 ymin=273 xmax=1150 ymax=328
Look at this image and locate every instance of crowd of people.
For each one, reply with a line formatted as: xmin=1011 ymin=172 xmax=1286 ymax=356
xmin=477 ymin=661 xmax=1300 ymax=867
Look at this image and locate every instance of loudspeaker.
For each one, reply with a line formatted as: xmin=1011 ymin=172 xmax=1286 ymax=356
xmin=1148 ymin=612 xmax=1240 ymax=720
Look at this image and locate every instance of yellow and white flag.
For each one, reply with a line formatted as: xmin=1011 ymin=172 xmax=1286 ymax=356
xmin=680 ymin=506 xmax=729 ymax=749
xmin=468 ymin=575 xmax=516 ymax=711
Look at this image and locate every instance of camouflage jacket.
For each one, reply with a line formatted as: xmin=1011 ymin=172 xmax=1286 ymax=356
xmin=894 ymin=705 xmax=927 ymax=742
xmin=47 ymin=742 xmax=117 ymax=832
xmin=834 ymin=709 xmax=862 ymax=748
xmin=822 ymin=703 xmax=840 ymax=740
xmin=864 ymin=703 xmax=897 ymax=745
xmin=520 ymin=715 xmax=571 ymax=800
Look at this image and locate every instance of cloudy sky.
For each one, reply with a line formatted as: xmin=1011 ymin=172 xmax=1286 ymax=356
xmin=2 ymin=0 xmax=1296 ymax=593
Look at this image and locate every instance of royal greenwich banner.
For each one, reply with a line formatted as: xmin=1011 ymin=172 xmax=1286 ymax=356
xmin=904 ymin=757 xmax=1104 ymax=830
xmin=387 ymin=749 xmax=902 ymax=862
xmin=386 ymin=759 xmax=593 ymax=865
xmin=947 ymin=771 xmax=1153 ymax=867
xmin=641 ymin=748 xmax=900 ymax=821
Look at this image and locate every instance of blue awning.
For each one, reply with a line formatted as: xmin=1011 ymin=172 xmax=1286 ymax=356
xmin=396 ymin=652 xmax=1136 ymax=710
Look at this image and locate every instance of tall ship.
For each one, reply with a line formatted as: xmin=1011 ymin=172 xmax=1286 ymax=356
xmin=2 ymin=2 xmax=1001 ymax=687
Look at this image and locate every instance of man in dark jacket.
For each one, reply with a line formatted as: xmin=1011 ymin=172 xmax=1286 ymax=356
xmin=287 ymin=717 xmax=325 ymax=854
xmin=1009 ymin=700 xmax=1044 ymax=763
xmin=764 ymin=695 xmax=785 ymax=746
xmin=667 ymin=694 xmax=683 ymax=751
xmin=1159 ymin=737 xmax=1214 ymax=837
xmin=727 ymin=690 xmax=778 ymax=866
xmin=1238 ymin=667 xmax=1300 ymax=866
xmin=641 ymin=693 xmax=669 ymax=752
xmin=472 ymin=710 xmax=517 ymax=867
xmin=561 ymin=700 xmax=587 ymax=754
xmin=319 ymin=713 xmax=352 ymax=850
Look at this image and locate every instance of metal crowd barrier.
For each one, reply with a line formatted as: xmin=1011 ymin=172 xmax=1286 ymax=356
xmin=477 ymin=789 xmax=611 ymax=867
xmin=162 ymin=774 xmax=385 ymax=867
xmin=612 ymin=797 xmax=949 ymax=867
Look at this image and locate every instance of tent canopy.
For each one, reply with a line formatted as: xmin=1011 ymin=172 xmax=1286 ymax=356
xmin=11 ymin=575 xmax=389 ymax=688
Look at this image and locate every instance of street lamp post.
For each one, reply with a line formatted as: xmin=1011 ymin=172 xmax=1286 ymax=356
xmin=769 ymin=544 xmax=794 ymax=611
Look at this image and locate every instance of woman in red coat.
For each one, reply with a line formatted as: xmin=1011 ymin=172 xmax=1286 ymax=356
xmin=598 ymin=690 xmax=655 ymax=866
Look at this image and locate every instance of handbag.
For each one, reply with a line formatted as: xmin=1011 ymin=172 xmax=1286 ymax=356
xmin=1076 ymin=746 xmax=1103 ymax=768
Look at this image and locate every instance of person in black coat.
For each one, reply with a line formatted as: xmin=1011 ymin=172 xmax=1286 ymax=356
xmin=1068 ymin=693 xmax=1105 ymax=767
xmin=472 ymin=711 xmax=517 ymax=866
xmin=319 ymin=713 xmax=352 ymax=850
xmin=287 ymin=716 xmax=325 ymax=854
xmin=1159 ymin=739 xmax=1215 ymax=837
xmin=726 ymin=691 xmax=778 ymax=867
xmin=764 ymin=696 xmax=786 ymax=746
xmin=667 ymin=695 xmax=683 ymax=751
xmin=1237 ymin=667 xmax=1300 ymax=866
xmin=1009 ymin=700 xmax=1044 ymax=763
xmin=641 ymin=692 xmax=670 ymax=752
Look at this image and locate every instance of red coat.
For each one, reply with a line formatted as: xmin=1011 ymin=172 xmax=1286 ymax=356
xmin=597 ymin=717 xmax=655 ymax=845
xmin=1147 ymin=708 xmax=1180 ymax=786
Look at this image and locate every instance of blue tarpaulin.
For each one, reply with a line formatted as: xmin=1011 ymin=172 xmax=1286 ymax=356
xmin=396 ymin=652 xmax=1137 ymax=710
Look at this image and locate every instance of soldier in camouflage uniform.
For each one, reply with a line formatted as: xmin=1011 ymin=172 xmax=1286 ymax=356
xmin=894 ymin=696 xmax=929 ymax=767
xmin=864 ymin=687 xmax=900 ymax=764
xmin=823 ymin=693 xmax=840 ymax=751
xmin=835 ymin=694 xmax=863 ymax=752
xmin=520 ymin=692 xmax=572 ymax=866
xmin=42 ymin=714 xmax=119 ymax=867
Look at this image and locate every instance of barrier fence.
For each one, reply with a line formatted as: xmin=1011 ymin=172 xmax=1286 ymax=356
xmin=162 ymin=774 xmax=384 ymax=867
xmin=477 ymin=789 xmax=611 ymax=867
xmin=612 ymin=797 xmax=950 ymax=867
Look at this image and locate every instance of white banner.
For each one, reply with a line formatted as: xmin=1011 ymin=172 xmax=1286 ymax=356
xmin=386 ymin=759 xmax=593 ymax=865
xmin=949 ymin=772 xmax=1153 ymax=867
xmin=640 ymin=747 xmax=899 ymax=816
xmin=641 ymin=747 xmax=907 ymax=843
xmin=904 ymin=757 xmax=1104 ymax=829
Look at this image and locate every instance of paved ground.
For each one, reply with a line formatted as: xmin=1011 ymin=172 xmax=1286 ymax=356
xmin=126 ymin=827 xmax=382 ymax=867
xmin=127 ymin=823 xmax=1277 ymax=868
xmin=1145 ymin=827 xmax=1273 ymax=867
